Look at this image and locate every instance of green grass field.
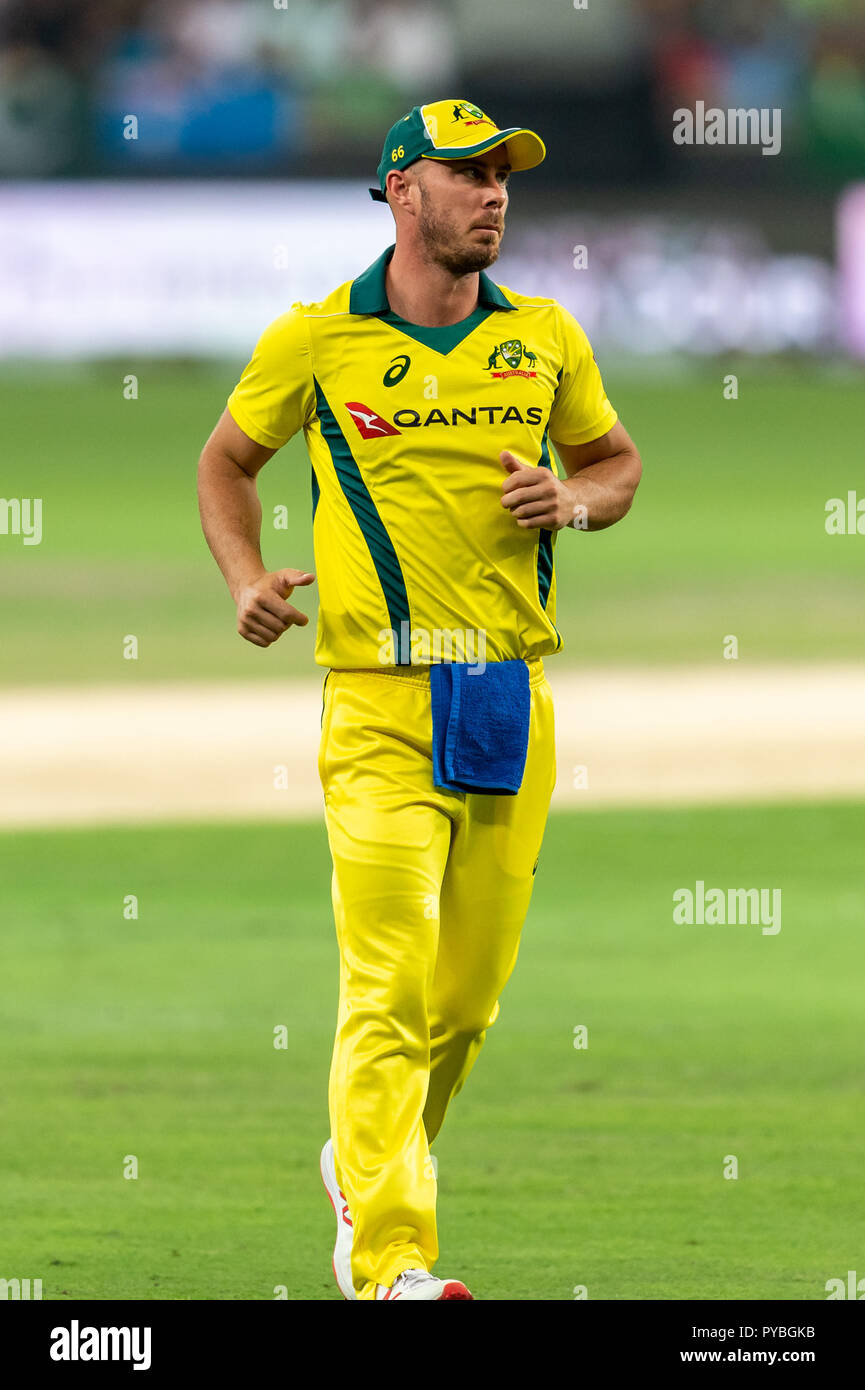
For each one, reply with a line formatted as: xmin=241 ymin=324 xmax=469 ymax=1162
xmin=2 ymin=362 xmax=864 ymax=684
xmin=2 ymin=800 xmax=862 ymax=1301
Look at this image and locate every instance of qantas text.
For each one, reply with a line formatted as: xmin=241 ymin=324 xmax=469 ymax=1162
xmin=393 ymin=405 xmax=546 ymax=427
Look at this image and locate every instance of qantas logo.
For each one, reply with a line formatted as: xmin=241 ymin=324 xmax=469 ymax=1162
xmin=344 ymin=400 xmax=546 ymax=437
xmin=344 ymin=401 xmax=401 ymax=439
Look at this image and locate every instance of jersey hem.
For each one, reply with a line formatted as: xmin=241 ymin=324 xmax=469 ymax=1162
xmin=321 ymin=657 xmax=549 ymax=689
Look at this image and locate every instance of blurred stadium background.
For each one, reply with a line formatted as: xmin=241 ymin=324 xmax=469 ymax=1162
xmin=1 ymin=0 xmax=864 ymax=1302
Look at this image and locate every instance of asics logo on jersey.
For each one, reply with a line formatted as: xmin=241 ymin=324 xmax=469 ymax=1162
xmin=344 ymin=402 xmax=402 ymax=439
xmin=383 ymin=354 xmax=411 ymax=387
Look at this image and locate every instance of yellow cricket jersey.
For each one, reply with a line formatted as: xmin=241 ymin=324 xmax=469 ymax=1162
xmin=227 ymin=243 xmax=617 ymax=669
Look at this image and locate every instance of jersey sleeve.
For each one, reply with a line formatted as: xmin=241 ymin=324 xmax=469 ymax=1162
xmin=226 ymin=308 xmax=315 ymax=449
xmin=547 ymin=306 xmax=618 ymax=446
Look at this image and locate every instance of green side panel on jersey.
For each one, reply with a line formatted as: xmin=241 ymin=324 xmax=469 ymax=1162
xmin=310 ymin=464 xmax=320 ymax=520
xmin=313 ymin=378 xmax=412 ymax=664
xmin=537 ymin=422 xmax=555 ymax=612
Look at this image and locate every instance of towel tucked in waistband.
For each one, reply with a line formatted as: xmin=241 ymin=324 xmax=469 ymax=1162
xmin=429 ymin=659 xmax=531 ymax=796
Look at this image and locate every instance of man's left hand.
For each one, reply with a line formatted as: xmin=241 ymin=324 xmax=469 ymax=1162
xmin=499 ymin=450 xmax=580 ymax=531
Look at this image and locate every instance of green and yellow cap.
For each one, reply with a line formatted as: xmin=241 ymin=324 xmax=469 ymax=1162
xmin=370 ymin=98 xmax=546 ymax=201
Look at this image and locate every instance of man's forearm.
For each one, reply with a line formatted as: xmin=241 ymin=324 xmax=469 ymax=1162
xmin=197 ymin=448 xmax=267 ymax=600
xmin=562 ymin=448 xmax=642 ymax=530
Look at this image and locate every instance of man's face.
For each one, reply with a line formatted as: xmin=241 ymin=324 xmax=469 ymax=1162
xmin=409 ymin=148 xmax=510 ymax=275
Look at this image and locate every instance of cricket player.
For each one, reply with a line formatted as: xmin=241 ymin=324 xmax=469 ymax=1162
xmin=197 ymin=99 xmax=641 ymax=1301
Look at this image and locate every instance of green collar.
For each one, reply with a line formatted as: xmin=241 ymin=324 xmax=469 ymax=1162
xmin=349 ymin=243 xmax=516 ymax=316
xmin=375 ymin=303 xmax=492 ymax=355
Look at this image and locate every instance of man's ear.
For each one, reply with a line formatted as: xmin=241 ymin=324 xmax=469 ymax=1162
xmin=385 ymin=168 xmax=413 ymax=212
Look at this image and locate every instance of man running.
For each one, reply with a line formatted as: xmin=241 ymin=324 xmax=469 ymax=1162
xmin=197 ymin=99 xmax=642 ymax=1301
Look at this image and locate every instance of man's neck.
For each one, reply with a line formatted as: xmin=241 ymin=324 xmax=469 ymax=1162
xmin=384 ymin=243 xmax=481 ymax=327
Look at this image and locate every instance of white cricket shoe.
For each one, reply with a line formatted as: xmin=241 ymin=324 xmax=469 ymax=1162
xmin=376 ymin=1268 xmax=474 ymax=1301
xmin=319 ymin=1139 xmax=356 ymax=1301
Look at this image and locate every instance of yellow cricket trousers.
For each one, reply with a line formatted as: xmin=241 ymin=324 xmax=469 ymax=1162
xmin=318 ymin=659 xmax=556 ymax=1300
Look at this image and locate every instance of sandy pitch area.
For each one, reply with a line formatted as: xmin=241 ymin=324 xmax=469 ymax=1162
xmin=1 ymin=663 xmax=863 ymax=830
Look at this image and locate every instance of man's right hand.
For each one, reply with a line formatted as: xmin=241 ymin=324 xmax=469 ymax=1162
xmin=235 ymin=569 xmax=316 ymax=648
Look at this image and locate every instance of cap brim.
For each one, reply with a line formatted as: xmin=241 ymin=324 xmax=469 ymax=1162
xmin=424 ymin=127 xmax=546 ymax=172
xmin=369 ymin=186 xmax=388 ymax=201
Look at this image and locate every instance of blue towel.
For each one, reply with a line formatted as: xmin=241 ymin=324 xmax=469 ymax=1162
xmin=429 ymin=660 xmax=531 ymax=795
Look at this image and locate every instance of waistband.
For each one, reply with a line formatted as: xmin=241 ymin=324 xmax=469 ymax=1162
xmin=326 ymin=658 xmax=547 ymax=690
